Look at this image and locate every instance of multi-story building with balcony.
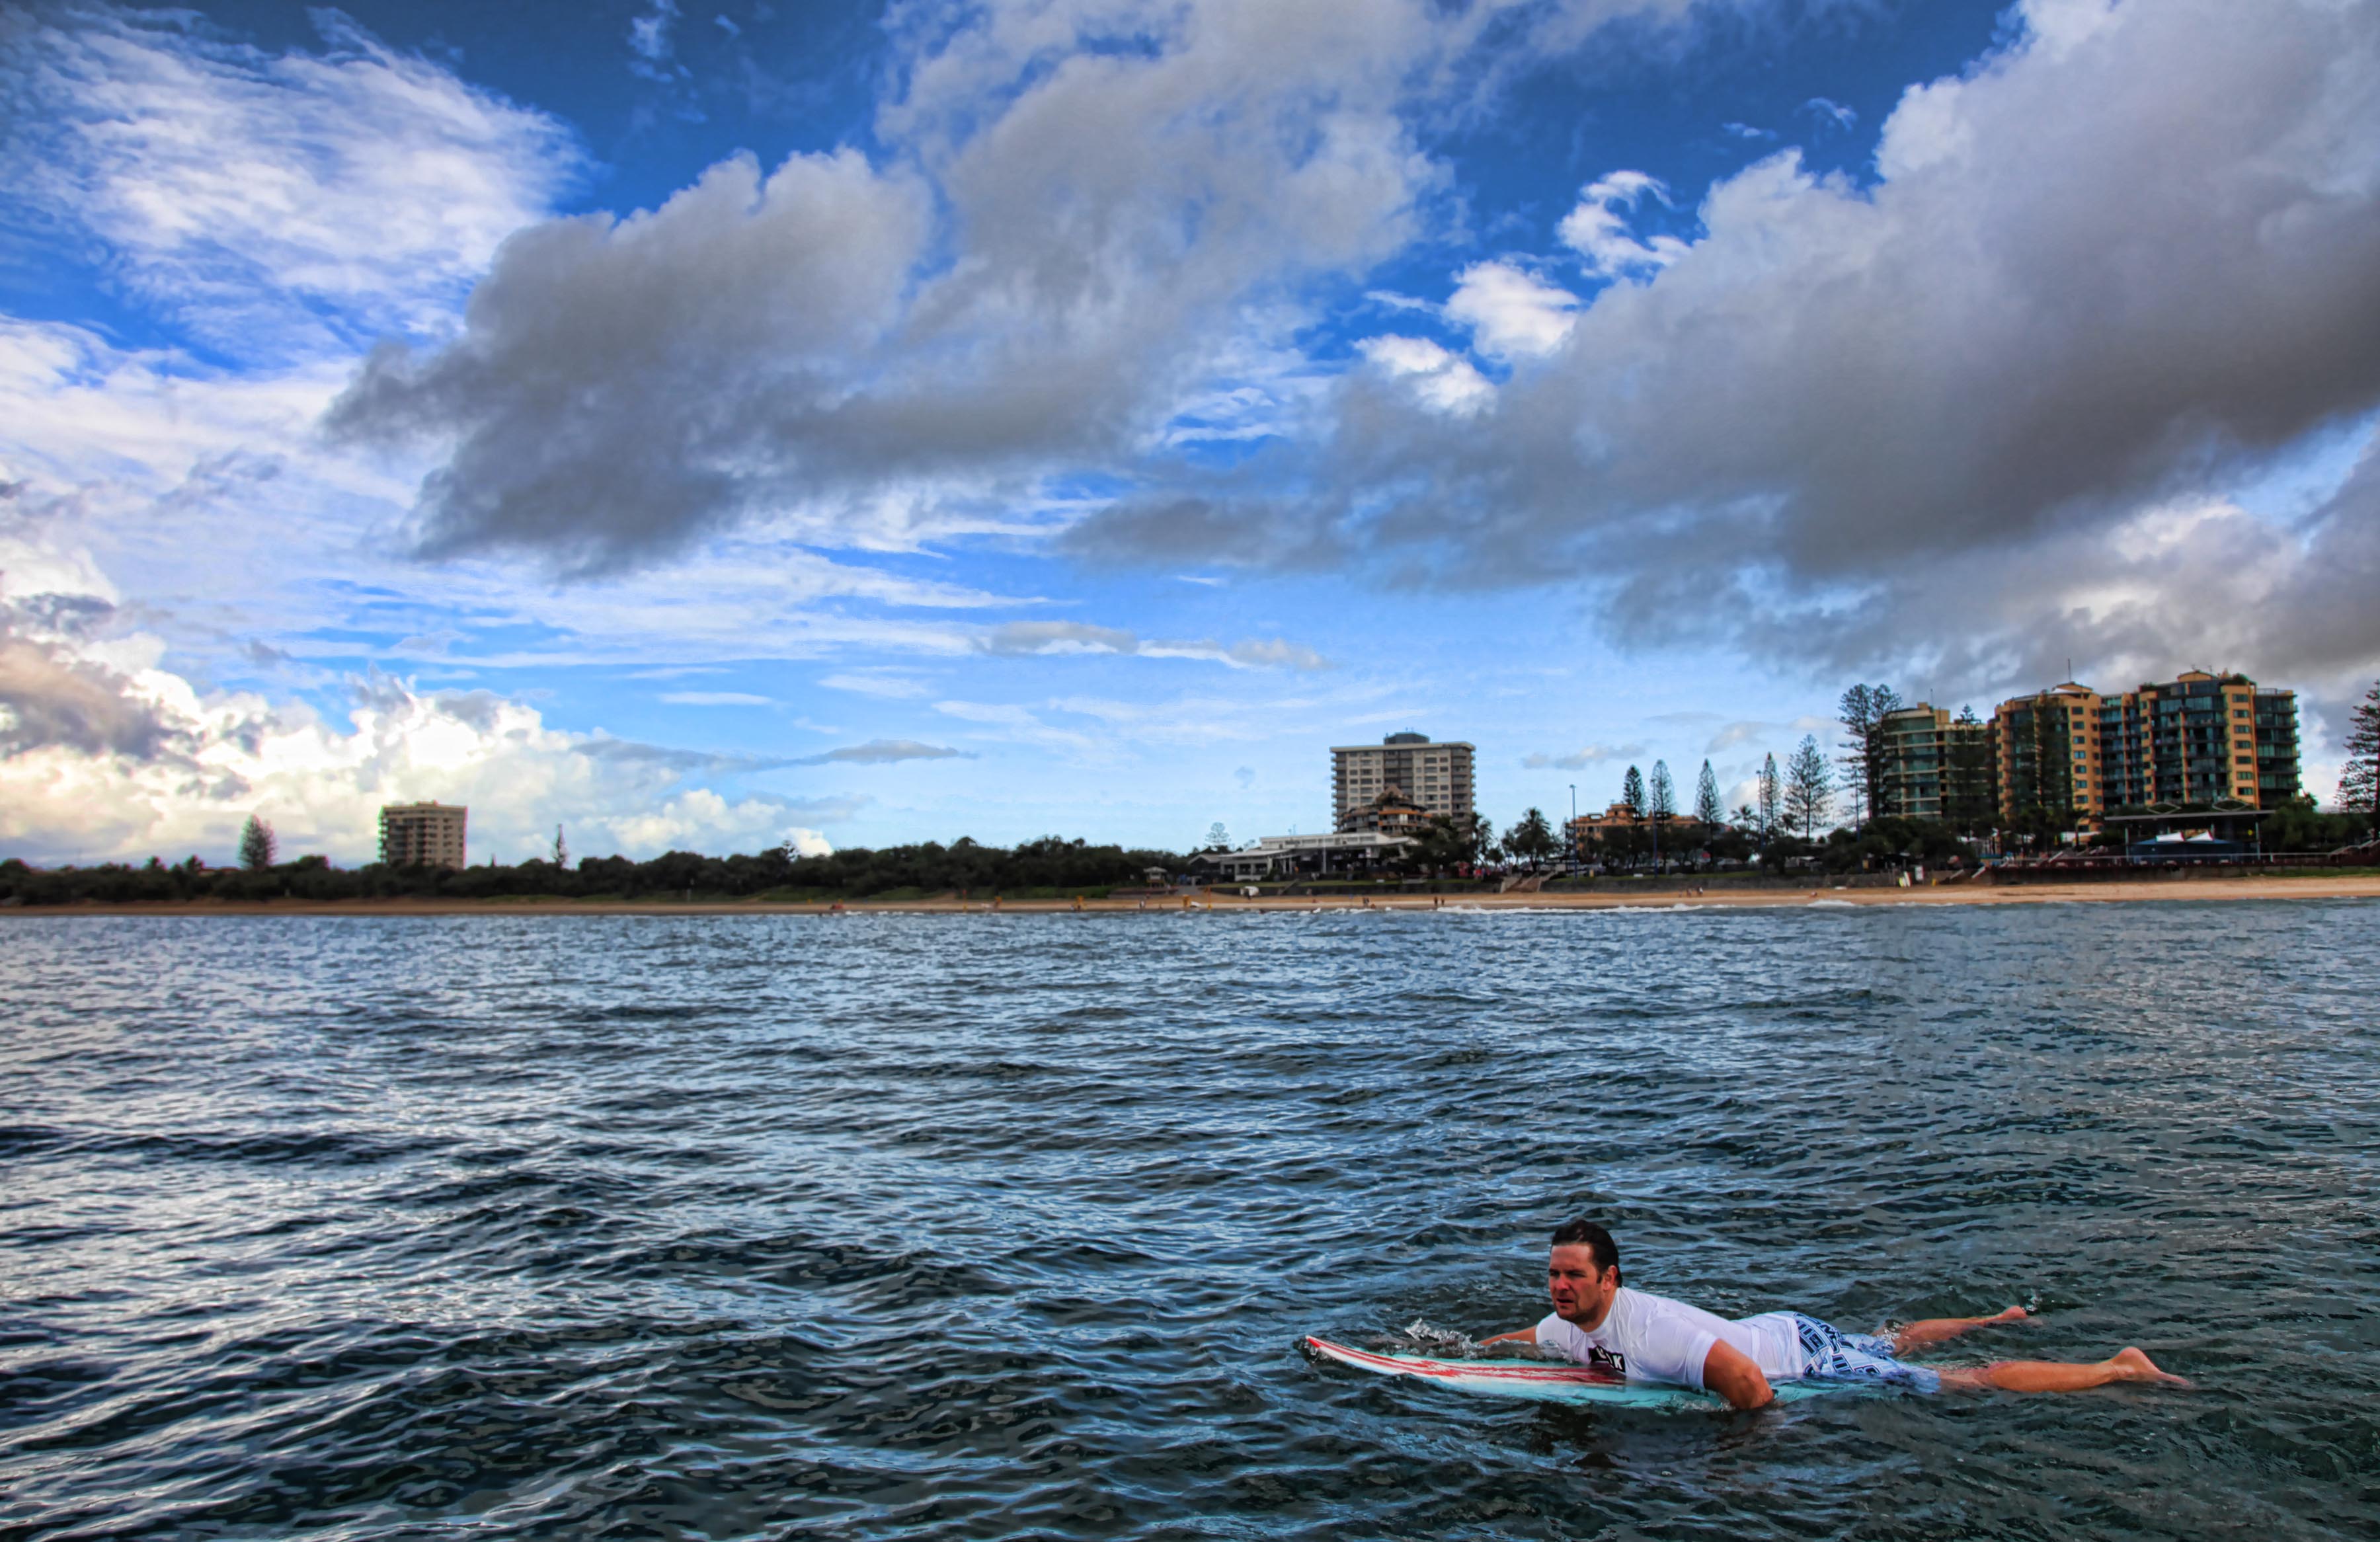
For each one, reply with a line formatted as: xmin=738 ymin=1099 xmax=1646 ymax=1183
xmin=1878 ymin=703 xmax=1994 ymax=823
xmin=378 ymin=802 xmax=468 ymax=868
xmin=2093 ymin=672 xmax=2299 ymax=809
xmin=1989 ymin=672 xmax=2303 ymax=831
xmin=1331 ymin=733 xmax=1475 ymax=832
xmin=1994 ymin=683 xmax=2106 ymax=826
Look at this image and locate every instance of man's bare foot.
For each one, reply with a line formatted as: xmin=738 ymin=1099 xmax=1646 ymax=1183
xmin=2108 ymin=1347 xmax=2190 ymax=1387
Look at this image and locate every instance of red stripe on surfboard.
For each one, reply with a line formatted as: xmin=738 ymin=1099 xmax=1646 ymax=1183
xmin=1305 ymin=1337 xmax=1625 ymax=1387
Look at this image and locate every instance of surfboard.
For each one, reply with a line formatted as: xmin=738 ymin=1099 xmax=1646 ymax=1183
xmin=1303 ymin=1336 xmax=1839 ymax=1410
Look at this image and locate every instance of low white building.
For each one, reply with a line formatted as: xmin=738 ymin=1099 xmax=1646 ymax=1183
xmin=1195 ymin=831 xmax=1413 ymax=881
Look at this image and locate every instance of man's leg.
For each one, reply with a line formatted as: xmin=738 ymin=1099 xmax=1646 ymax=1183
xmin=1891 ymin=1305 xmax=2028 ymax=1354
xmin=1936 ymin=1347 xmax=2189 ymax=1393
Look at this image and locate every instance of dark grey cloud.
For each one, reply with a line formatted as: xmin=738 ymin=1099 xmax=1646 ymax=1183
xmin=0 ymin=610 xmax=185 ymax=760
xmin=795 ymin=739 xmax=972 ymax=765
xmin=978 ymin=621 xmax=1139 ymax=658
xmin=324 ymin=0 xmax=1461 ymax=574
xmin=318 ymin=0 xmax=2378 ymax=712
xmin=1070 ymin=0 xmax=2380 ymax=687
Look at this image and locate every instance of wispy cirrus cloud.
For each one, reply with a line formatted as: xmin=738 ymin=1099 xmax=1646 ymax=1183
xmin=0 ymin=5 xmax=582 ymax=360
xmin=974 ymin=621 xmax=1329 ymax=671
xmin=794 ymin=738 xmax=972 ymax=765
xmin=1521 ymin=743 xmax=1646 ymax=770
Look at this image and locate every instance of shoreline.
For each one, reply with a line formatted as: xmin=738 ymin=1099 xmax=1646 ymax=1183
xmin=7 ymin=874 xmax=2379 ymax=917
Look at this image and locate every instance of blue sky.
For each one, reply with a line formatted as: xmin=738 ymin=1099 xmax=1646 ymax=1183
xmin=3 ymin=0 xmax=2377 ymax=865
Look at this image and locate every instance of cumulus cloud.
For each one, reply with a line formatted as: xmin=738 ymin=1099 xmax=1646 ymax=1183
xmin=1446 ymin=260 xmax=1579 ymax=359
xmin=1356 ymin=335 xmax=1494 ymax=415
xmin=1521 ymin=742 xmax=1646 ymax=769
xmin=795 ymin=739 xmax=972 ymax=765
xmin=0 ymin=589 xmax=848 ymax=865
xmin=327 ymin=0 xmax=1461 ymax=572
xmin=0 ymin=603 xmax=183 ymax=759
xmin=1072 ymin=0 xmax=2380 ymax=700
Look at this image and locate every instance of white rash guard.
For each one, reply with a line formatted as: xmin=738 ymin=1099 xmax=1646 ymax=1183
xmin=1536 ymin=1286 xmax=1805 ymax=1391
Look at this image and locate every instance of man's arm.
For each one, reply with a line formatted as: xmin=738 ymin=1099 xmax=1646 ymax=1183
xmin=1480 ymin=1327 xmax=1537 ymax=1346
xmin=1700 ymin=1339 xmax=1774 ymax=1409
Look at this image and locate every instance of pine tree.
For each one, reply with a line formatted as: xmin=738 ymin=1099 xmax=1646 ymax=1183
xmin=1947 ymin=705 xmax=1995 ymax=835
xmin=238 ymin=814 xmax=277 ymax=871
xmin=1837 ymin=683 xmax=1902 ymax=828
xmin=1622 ymin=765 xmax=1645 ymax=814
xmin=1694 ymin=759 xmax=1722 ymax=827
xmin=1648 ymin=760 xmax=1676 ymax=820
xmin=2340 ymin=680 xmax=2380 ymax=839
xmin=1785 ymin=735 xmax=1833 ymax=839
xmin=1757 ymin=753 xmax=1781 ymax=838
xmin=553 ymin=824 xmax=569 ymax=868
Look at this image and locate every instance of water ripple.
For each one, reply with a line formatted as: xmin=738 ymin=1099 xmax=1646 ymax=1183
xmin=1 ymin=903 xmax=2375 ymax=1538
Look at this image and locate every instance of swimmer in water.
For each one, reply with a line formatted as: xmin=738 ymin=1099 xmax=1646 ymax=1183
xmin=1485 ymin=1221 xmax=2188 ymax=1409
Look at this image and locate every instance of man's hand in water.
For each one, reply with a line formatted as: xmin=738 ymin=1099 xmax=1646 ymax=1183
xmin=1701 ymin=1340 xmax=1774 ymax=1409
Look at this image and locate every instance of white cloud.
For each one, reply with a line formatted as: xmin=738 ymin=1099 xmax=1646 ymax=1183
xmin=660 ymin=691 xmax=772 ymax=706
xmin=1357 ymin=335 xmax=1493 ymax=415
xmin=1072 ymin=0 xmax=2380 ymax=718
xmin=0 ymin=7 xmax=581 ymax=360
xmin=630 ymin=0 xmax=680 ymax=64
xmin=0 ymin=617 xmax=843 ymax=866
xmin=1801 ymin=96 xmax=1856 ymax=131
xmin=1521 ymin=742 xmax=1646 ymax=769
xmin=1446 ymin=260 xmax=1579 ymax=360
xmin=818 ymin=672 xmax=932 ymax=699
xmin=1555 ymin=169 xmax=1689 ymax=279
xmin=974 ymin=619 xmax=1330 ymax=670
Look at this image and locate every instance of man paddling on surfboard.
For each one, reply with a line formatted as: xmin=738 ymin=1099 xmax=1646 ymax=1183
xmin=1484 ymin=1221 xmax=2188 ymax=1410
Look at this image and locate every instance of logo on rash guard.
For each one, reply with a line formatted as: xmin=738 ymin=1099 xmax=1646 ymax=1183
xmin=1587 ymin=1347 xmax=1626 ymax=1377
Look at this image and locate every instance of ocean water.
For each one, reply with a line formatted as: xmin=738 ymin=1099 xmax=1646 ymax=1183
xmin=2 ymin=902 xmax=2375 ymax=1541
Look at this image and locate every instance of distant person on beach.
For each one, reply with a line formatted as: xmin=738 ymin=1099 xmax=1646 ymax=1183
xmin=1486 ymin=1221 xmax=2187 ymax=1410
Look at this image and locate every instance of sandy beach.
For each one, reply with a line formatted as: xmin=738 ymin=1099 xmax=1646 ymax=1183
xmin=7 ymin=872 xmax=2377 ymax=917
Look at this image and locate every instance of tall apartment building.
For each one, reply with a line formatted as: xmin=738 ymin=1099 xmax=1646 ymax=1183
xmin=379 ymin=802 xmax=468 ymax=868
xmin=1995 ymin=683 xmax=2106 ymax=824
xmin=1332 ymin=733 xmax=1475 ymax=831
xmin=1877 ymin=703 xmax=1992 ymax=822
xmin=2092 ymin=672 xmax=2299 ymax=810
xmin=1990 ymin=671 xmax=2302 ymax=827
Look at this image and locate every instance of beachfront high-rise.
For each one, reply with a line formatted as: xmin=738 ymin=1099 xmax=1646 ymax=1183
xmin=1989 ymin=671 xmax=2302 ymax=828
xmin=2093 ymin=672 xmax=2300 ymax=810
xmin=1332 ymin=733 xmax=1475 ymax=832
xmin=1995 ymin=683 xmax=2106 ymax=824
xmin=1878 ymin=703 xmax=1993 ymax=823
xmin=379 ymin=802 xmax=468 ymax=868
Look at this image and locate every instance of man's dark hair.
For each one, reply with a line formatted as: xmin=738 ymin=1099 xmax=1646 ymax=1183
xmin=1550 ymin=1219 xmax=1620 ymax=1282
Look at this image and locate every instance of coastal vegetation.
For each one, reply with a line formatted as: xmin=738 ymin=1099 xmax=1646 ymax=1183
xmin=0 ymin=835 xmax=1180 ymax=907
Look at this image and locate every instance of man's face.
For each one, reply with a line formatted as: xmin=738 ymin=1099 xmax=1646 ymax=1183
xmin=1548 ymin=1244 xmax=1619 ymax=1326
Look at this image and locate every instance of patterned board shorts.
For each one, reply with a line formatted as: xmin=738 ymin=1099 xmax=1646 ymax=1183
xmin=1791 ymin=1314 xmax=1942 ymax=1393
